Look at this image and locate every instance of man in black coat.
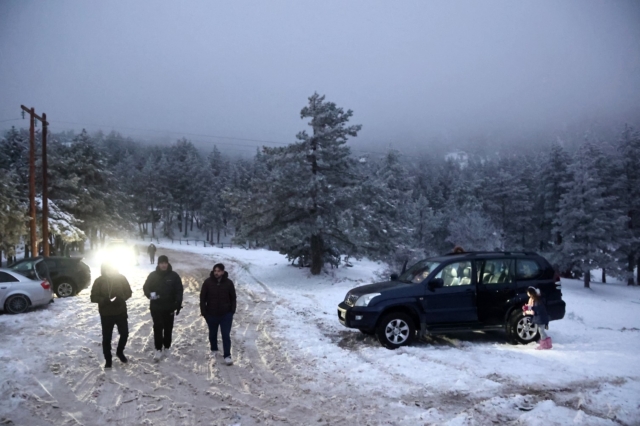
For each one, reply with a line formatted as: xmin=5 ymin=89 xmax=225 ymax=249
xmin=90 ymin=263 xmax=133 ymax=368
xmin=200 ymin=263 xmax=236 ymax=365
xmin=147 ymin=243 xmax=157 ymax=264
xmin=143 ymin=255 xmax=183 ymax=361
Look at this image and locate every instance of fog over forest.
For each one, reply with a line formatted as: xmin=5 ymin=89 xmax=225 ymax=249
xmin=1 ymin=1 xmax=640 ymax=155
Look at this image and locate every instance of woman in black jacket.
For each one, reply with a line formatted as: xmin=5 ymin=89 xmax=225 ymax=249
xmin=200 ymin=263 xmax=236 ymax=365
xmin=90 ymin=263 xmax=133 ymax=368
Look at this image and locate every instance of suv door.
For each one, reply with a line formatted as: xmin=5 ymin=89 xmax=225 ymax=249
xmin=476 ymin=258 xmax=515 ymax=324
xmin=422 ymin=261 xmax=478 ymax=324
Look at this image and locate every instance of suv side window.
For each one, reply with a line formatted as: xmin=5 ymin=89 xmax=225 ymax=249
xmin=435 ymin=261 xmax=473 ymax=286
xmin=516 ymin=259 xmax=541 ymax=280
xmin=479 ymin=259 xmax=514 ymax=284
xmin=0 ymin=271 xmax=19 ymax=283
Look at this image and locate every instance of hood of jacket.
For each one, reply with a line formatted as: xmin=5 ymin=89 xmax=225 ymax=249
xmin=101 ymin=263 xmax=116 ymax=277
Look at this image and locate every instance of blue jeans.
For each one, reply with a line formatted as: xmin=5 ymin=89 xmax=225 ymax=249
xmin=205 ymin=313 xmax=233 ymax=358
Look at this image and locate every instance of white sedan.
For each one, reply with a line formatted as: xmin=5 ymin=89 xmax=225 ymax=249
xmin=0 ymin=268 xmax=54 ymax=314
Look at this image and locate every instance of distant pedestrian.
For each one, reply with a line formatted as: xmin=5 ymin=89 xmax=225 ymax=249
xmin=147 ymin=243 xmax=157 ymax=264
xmin=143 ymin=255 xmax=183 ymax=361
xmin=452 ymin=245 xmax=465 ymax=254
xmin=90 ymin=263 xmax=133 ymax=368
xmin=200 ymin=263 xmax=236 ymax=366
xmin=523 ymin=286 xmax=552 ymax=350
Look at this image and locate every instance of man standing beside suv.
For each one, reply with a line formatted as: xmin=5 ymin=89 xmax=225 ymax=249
xmin=143 ymin=255 xmax=184 ymax=361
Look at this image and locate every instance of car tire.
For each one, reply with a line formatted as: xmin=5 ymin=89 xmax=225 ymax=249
xmin=55 ymin=280 xmax=76 ymax=298
xmin=5 ymin=294 xmax=30 ymax=314
xmin=376 ymin=312 xmax=415 ymax=350
xmin=507 ymin=310 xmax=539 ymax=344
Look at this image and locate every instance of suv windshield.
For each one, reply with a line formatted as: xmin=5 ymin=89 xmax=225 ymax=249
xmin=398 ymin=260 xmax=442 ymax=283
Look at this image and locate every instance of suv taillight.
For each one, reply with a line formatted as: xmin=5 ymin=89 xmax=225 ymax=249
xmin=41 ymin=280 xmax=51 ymax=290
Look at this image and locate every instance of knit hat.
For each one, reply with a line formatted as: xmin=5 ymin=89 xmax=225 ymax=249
xmin=158 ymin=255 xmax=169 ymax=264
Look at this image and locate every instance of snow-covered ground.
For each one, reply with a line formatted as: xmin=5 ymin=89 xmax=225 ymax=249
xmin=1 ymin=243 xmax=639 ymax=425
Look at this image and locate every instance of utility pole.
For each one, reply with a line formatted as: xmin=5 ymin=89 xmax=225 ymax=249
xmin=42 ymin=113 xmax=50 ymax=256
xmin=20 ymin=105 xmax=49 ymax=258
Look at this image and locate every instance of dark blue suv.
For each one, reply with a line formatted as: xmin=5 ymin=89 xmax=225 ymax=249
xmin=338 ymin=252 xmax=566 ymax=349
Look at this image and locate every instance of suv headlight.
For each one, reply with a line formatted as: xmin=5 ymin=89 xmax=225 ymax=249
xmin=354 ymin=293 xmax=381 ymax=307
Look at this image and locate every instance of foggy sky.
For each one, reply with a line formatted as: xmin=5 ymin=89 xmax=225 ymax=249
xmin=1 ymin=1 xmax=639 ymax=155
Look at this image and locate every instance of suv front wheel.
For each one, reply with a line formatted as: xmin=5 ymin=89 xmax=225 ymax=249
xmin=376 ymin=312 xmax=415 ymax=349
xmin=507 ymin=311 xmax=539 ymax=344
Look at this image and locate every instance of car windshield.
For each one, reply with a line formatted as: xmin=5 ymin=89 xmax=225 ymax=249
xmin=398 ymin=260 xmax=442 ymax=283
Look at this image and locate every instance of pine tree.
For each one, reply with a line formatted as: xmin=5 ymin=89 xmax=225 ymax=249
xmin=0 ymin=169 xmax=27 ymax=261
xmin=234 ymin=93 xmax=362 ymax=274
xmin=612 ymin=126 xmax=640 ymax=285
xmin=554 ymin=143 xmax=625 ymax=287
xmin=539 ymin=142 xmax=572 ymax=252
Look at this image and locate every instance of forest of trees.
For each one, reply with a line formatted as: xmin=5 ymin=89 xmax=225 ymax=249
xmin=1 ymin=93 xmax=639 ymax=286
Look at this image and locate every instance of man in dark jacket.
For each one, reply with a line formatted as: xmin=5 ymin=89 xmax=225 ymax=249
xmin=200 ymin=263 xmax=236 ymax=365
xmin=90 ymin=263 xmax=133 ymax=368
xmin=143 ymin=254 xmax=183 ymax=361
xmin=147 ymin=243 xmax=157 ymax=264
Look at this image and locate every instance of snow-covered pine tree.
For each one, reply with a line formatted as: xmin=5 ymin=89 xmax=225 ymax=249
xmin=554 ymin=143 xmax=625 ymax=287
xmin=236 ymin=93 xmax=362 ymax=274
xmin=539 ymin=141 xmax=572 ymax=253
xmin=612 ymin=126 xmax=640 ymax=285
xmin=353 ymin=150 xmax=416 ymax=268
xmin=202 ymin=146 xmax=231 ymax=243
xmin=0 ymin=169 xmax=26 ymax=264
xmin=0 ymin=127 xmax=29 ymax=197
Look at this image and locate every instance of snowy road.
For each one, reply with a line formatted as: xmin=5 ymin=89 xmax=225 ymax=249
xmin=1 ymin=245 xmax=640 ymax=425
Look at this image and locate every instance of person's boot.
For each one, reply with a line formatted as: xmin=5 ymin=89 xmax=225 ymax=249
xmin=116 ymin=350 xmax=128 ymax=363
xmin=544 ymin=337 xmax=553 ymax=349
xmin=104 ymin=357 xmax=112 ymax=368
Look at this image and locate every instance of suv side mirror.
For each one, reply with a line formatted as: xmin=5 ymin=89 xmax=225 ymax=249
xmin=390 ymin=273 xmax=399 ymax=281
xmin=428 ymin=278 xmax=444 ymax=291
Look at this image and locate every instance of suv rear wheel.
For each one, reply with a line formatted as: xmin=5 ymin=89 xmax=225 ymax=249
xmin=507 ymin=311 xmax=539 ymax=344
xmin=376 ymin=312 xmax=415 ymax=349
xmin=55 ymin=280 xmax=76 ymax=298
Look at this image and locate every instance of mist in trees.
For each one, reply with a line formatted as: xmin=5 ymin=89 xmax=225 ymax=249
xmin=1 ymin=94 xmax=639 ymax=285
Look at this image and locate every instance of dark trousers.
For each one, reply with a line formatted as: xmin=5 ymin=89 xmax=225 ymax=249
xmin=204 ymin=312 xmax=233 ymax=358
xmin=149 ymin=254 xmax=155 ymax=264
xmin=101 ymin=313 xmax=129 ymax=360
xmin=151 ymin=309 xmax=175 ymax=350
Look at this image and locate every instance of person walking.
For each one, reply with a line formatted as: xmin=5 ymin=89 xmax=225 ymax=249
xmin=90 ymin=263 xmax=133 ymax=368
xmin=143 ymin=255 xmax=184 ymax=361
xmin=147 ymin=243 xmax=157 ymax=264
xmin=200 ymin=263 xmax=236 ymax=366
xmin=524 ymin=286 xmax=552 ymax=350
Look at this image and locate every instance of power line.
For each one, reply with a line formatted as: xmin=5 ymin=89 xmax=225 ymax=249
xmin=14 ymin=119 xmax=391 ymax=157
xmin=52 ymin=120 xmax=288 ymax=146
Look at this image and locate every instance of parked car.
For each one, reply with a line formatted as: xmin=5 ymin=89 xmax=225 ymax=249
xmin=0 ymin=268 xmax=53 ymax=314
xmin=338 ymin=251 xmax=566 ymax=349
xmin=9 ymin=257 xmax=91 ymax=298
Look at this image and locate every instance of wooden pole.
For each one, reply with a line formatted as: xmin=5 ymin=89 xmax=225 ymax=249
xmin=42 ymin=113 xmax=49 ymax=256
xmin=28 ymin=107 xmax=37 ymax=258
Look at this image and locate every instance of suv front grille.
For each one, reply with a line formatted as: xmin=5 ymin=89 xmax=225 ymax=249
xmin=345 ymin=294 xmax=359 ymax=307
